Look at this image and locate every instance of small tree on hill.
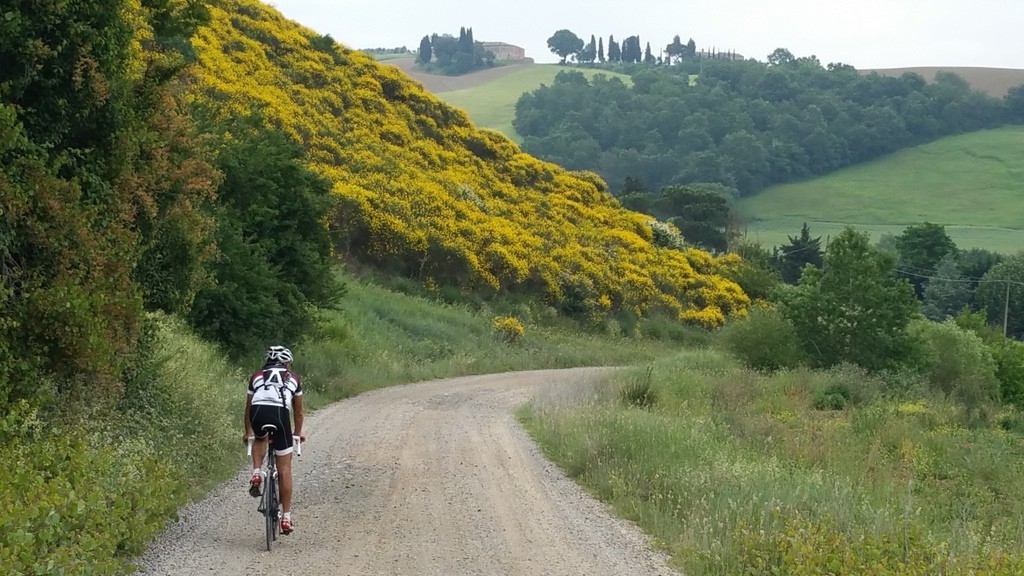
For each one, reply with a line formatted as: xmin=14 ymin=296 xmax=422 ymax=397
xmin=666 ymin=35 xmax=686 ymax=64
xmin=607 ymin=35 xmax=621 ymax=63
xmin=894 ymin=222 xmax=957 ymax=298
xmin=547 ymin=29 xmax=584 ymax=63
xmin=775 ymin=223 xmax=823 ymax=284
xmin=417 ymin=35 xmax=431 ymax=64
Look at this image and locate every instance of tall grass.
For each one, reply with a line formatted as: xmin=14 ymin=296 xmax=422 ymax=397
xmin=522 ymin=350 xmax=1024 ymax=574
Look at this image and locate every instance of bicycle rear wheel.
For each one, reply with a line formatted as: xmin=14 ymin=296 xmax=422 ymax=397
xmin=264 ymin=462 xmax=276 ymax=550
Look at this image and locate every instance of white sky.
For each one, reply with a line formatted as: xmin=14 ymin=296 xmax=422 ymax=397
xmin=267 ymin=0 xmax=1024 ymax=69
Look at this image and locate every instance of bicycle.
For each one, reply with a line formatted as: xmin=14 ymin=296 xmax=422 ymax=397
xmin=247 ymin=424 xmax=302 ymax=551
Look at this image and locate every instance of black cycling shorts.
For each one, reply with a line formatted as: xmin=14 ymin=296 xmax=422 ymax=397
xmin=249 ymin=404 xmax=295 ymax=455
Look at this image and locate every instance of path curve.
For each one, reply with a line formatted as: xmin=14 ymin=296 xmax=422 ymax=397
xmin=134 ymin=368 xmax=676 ymax=576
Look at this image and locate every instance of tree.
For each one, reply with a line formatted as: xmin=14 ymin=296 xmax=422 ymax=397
xmin=644 ymin=42 xmax=656 ymax=64
xmin=767 ymin=47 xmax=795 ymax=66
xmin=621 ymin=183 xmax=736 ymax=252
xmin=598 ymin=37 xmax=605 ymax=63
xmin=894 ymin=222 xmax=957 ymax=298
xmin=958 ymin=247 xmax=1003 ymax=290
xmin=666 ymin=35 xmax=686 ymax=64
xmin=0 ymin=0 xmax=213 ymax=404
xmin=579 ymin=34 xmax=597 ymax=64
xmin=780 ymin=227 xmax=917 ymax=370
xmin=608 ymin=35 xmax=621 ymax=63
xmin=922 ymin=254 xmax=973 ymax=320
xmin=189 ymin=115 xmax=343 ymax=356
xmin=1006 ymin=84 xmax=1024 ymax=122
xmin=417 ymin=35 xmax=431 ymax=64
xmin=976 ymin=253 xmax=1024 ymax=339
xmin=686 ymin=38 xmax=697 ymax=58
xmin=775 ymin=223 xmax=823 ymax=284
xmin=547 ymin=29 xmax=584 ymax=63
xmin=622 ymin=36 xmax=642 ymax=63
xmin=431 ymin=33 xmax=458 ymax=66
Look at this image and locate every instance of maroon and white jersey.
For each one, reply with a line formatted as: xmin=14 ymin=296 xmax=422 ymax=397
xmin=247 ymin=363 xmax=302 ymax=411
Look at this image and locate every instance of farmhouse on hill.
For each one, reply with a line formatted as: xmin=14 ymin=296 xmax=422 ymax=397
xmin=481 ymin=41 xmax=526 ymax=61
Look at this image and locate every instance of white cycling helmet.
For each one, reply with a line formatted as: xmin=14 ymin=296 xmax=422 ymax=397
xmin=265 ymin=345 xmax=293 ymax=364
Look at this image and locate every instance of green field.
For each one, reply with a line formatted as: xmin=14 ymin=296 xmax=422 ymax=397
xmin=436 ymin=65 xmax=631 ymax=141
xmin=737 ymin=126 xmax=1024 ymax=253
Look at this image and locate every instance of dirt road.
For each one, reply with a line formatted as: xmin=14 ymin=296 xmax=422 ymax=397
xmin=134 ymin=368 xmax=677 ymax=576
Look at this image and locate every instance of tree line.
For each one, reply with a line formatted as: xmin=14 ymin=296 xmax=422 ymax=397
xmin=416 ymin=26 xmax=496 ymax=75
xmin=514 ymin=51 xmax=1024 ymax=196
xmin=547 ymin=29 xmax=734 ymax=66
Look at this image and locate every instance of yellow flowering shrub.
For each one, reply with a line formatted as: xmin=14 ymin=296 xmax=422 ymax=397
xmin=187 ymin=0 xmax=751 ymax=327
xmin=491 ymin=315 xmax=525 ymax=344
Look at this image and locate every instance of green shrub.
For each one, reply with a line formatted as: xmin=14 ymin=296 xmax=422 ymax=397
xmin=910 ymin=319 xmax=1000 ymax=411
xmin=0 ymin=403 xmax=181 ymax=575
xmin=718 ymin=305 xmax=805 ymax=371
xmin=990 ymin=338 xmax=1024 ymax=409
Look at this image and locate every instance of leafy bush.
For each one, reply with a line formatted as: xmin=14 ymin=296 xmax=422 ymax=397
xmin=0 ymin=403 xmax=181 ymax=575
xmin=990 ymin=338 xmax=1024 ymax=409
xmin=718 ymin=305 xmax=804 ymax=371
xmin=910 ymin=319 xmax=1000 ymax=411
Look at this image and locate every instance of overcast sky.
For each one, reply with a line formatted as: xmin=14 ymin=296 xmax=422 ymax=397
xmin=268 ymin=0 xmax=1024 ymax=70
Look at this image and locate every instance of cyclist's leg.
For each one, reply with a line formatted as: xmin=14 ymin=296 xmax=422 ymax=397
xmin=269 ymin=406 xmax=296 ymax=518
xmin=248 ymin=406 xmax=272 ymax=495
xmin=277 ymin=451 xmax=294 ymax=513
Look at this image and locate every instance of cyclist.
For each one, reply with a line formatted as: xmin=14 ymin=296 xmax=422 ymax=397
xmin=243 ymin=345 xmax=304 ymax=535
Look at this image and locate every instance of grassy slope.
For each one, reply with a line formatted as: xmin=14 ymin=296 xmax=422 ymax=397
xmin=737 ymin=126 xmax=1024 ymax=253
xmin=436 ymin=65 xmax=632 ymax=142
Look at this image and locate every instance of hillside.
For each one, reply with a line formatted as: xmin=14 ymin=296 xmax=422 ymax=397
xmin=383 ymin=57 xmax=633 ymax=140
xmin=187 ymin=0 xmax=748 ymax=325
xmin=863 ymin=66 xmax=1024 ymax=97
xmin=737 ymin=126 xmax=1024 ymax=253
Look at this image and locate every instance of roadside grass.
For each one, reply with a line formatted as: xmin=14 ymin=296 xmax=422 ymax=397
xmin=436 ymin=65 xmax=632 ymax=142
xmin=737 ymin=126 xmax=1024 ymax=253
xmin=297 ymin=269 xmax=679 ymax=408
xmin=521 ymin=349 xmax=1024 ymax=574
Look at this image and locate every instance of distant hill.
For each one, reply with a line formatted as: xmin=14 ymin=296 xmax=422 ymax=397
xmin=862 ymin=66 xmax=1024 ymax=97
xmin=382 ymin=57 xmax=632 ymax=140
xmin=381 ymin=56 xmax=534 ymax=93
xmin=736 ymin=126 xmax=1024 ymax=253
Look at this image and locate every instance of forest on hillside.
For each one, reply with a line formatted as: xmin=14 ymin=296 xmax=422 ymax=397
xmin=514 ymin=52 xmax=1024 ymax=195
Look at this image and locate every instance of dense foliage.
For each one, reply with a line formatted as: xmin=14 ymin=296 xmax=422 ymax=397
xmin=513 ymin=60 xmax=1017 ymax=195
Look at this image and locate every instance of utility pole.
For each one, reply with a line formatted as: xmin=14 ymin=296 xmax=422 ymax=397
xmin=1004 ymin=280 xmax=1011 ymax=337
